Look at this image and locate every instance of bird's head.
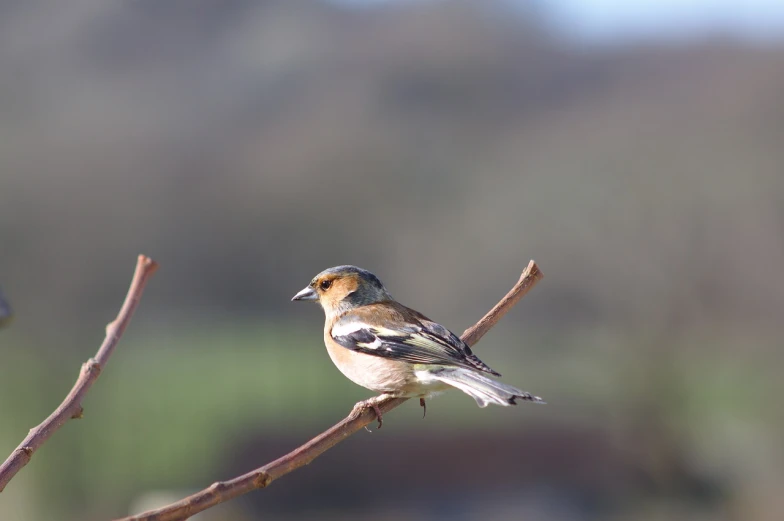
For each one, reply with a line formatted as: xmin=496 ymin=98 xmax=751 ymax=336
xmin=291 ymin=265 xmax=391 ymax=315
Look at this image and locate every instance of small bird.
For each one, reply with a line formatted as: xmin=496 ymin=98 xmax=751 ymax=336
xmin=292 ymin=265 xmax=544 ymax=427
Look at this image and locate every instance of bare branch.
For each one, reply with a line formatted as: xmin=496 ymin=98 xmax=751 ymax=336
xmin=118 ymin=260 xmax=542 ymax=521
xmin=461 ymin=260 xmax=543 ymax=346
xmin=0 ymin=255 xmax=159 ymax=492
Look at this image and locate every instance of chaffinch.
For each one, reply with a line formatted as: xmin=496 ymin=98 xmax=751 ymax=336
xmin=292 ymin=265 xmax=544 ymax=426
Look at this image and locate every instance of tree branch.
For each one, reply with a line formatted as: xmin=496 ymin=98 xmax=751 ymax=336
xmin=118 ymin=260 xmax=543 ymax=521
xmin=0 ymin=255 xmax=159 ymax=492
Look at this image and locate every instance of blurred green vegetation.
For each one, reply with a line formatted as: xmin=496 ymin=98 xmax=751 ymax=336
xmin=3 ymin=323 xmax=782 ymax=520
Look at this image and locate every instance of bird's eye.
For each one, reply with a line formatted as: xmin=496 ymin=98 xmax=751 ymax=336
xmin=319 ymin=279 xmax=332 ymax=291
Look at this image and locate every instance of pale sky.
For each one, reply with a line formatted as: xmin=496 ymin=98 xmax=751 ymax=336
xmin=547 ymin=0 xmax=784 ymax=42
xmin=331 ymin=0 xmax=784 ymax=43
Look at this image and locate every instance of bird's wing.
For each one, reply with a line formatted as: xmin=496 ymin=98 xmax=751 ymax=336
xmin=330 ymin=305 xmax=500 ymax=375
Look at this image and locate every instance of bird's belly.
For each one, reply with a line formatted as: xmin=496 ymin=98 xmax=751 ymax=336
xmin=324 ymin=340 xmax=449 ymax=396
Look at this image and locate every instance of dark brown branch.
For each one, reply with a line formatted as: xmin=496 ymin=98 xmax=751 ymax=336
xmin=0 ymin=255 xmax=159 ymax=492
xmin=118 ymin=260 xmax=543 ymax=521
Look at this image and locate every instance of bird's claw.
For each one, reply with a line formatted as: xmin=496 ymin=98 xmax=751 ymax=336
xmin=420 ymin=397 xmax=426 ymax=418
xmin=351 ymin=398 xmax=384 ymax=429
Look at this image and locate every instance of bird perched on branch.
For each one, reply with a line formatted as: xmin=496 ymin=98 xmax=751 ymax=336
xmin=292 ymin=265 xmax=544 ymax=427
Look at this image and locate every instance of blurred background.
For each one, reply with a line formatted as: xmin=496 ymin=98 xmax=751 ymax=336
xmin=1 ymin=1 xmax=783 ymax=520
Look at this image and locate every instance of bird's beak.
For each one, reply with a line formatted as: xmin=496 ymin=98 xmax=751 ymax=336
xmin=291 ymin=286 xmax=318 ymax=302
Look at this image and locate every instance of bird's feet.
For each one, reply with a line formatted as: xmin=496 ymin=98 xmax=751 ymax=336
xmin=420 ymin=397 xmax=426 ymax=418
xmin=350 ymin=395 xmax=389 ymax=429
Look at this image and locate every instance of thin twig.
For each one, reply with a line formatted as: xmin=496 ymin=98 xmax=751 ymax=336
xmin=0 ymin=255 xmax=159 ymax=492
xmin=118 ymin=260 xmax=542 ymax=521
xmin=461 ymin=261 xmax=543 ymax=346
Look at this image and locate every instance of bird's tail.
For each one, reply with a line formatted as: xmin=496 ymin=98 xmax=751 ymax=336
xmin=428 ymin=367 xmax=545 ymax=408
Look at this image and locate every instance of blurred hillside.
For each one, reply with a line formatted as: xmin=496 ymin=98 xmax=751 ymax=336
xmin=1 ymin=0 xmax=782 ymax=334
xmin=1 ymin=1 xmax=783 ymax=521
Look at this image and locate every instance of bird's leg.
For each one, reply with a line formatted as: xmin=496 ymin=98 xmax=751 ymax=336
xmin=419 ymin=397 xmax=426 ymax=418
xmin=350 ymin=394 xmax=389 ymax=429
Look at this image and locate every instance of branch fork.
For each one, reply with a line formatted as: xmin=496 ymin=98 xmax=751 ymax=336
xmin=0 ymin=255 xmax=159 ymax=492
